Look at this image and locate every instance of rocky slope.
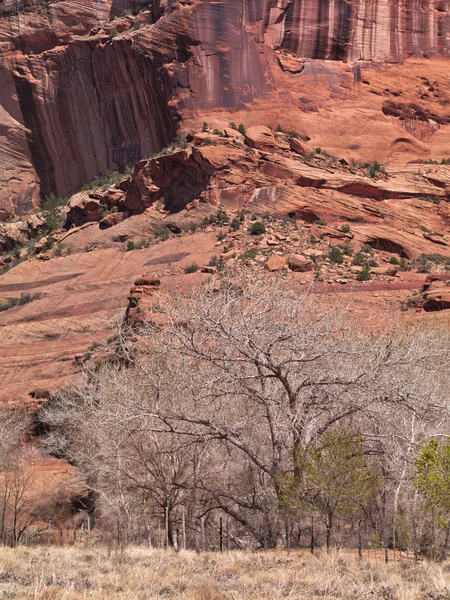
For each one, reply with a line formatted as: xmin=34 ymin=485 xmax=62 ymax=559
xmin=4 ymin=0 xmax=450 ymax=220
xmin=2 ymin=123 xmax=450 ymax=405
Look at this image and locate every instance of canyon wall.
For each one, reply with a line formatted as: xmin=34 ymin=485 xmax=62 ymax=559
xmin=2 ymin=0 xmax=450 ymax=218
xmin=247 ymin=0 xmax=450 ymax=63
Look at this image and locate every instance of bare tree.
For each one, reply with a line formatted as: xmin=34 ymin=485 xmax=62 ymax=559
xmin=40 ymin=275 xmax=450 ymax=548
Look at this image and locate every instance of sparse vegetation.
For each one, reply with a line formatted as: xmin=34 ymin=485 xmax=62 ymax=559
xmin=328 ymin=246 xmax=344 ymax=264
xmin=0 ymin=292 xmax=40 ymax=312
xmin=250 ymin=221 xmax=266 ymax=236
xmin=184 ymin=262 xmax=199 ymax=273
xmin=360 ymin=161 xmax=388 ymax=178
xmin=356 ymin=265 xmax=371 ymax=281
xmin=2 ymin=547 xmax=450 ymax=600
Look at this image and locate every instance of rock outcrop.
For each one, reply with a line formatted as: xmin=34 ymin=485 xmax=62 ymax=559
xmin=4 ymin=0 xmax=450 ymax=218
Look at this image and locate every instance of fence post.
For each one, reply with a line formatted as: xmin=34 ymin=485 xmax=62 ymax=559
xmin=147 ymin=525 xmax=152 ymax=549
xmin=219 ymin=517 xmax=223 ymax=552
xmin=310 ymin=517 xmax=315 ymax=554
xmin=47 ymin=521 xmax=52 ymax=547
xmin=226 ymin=516 xmax=230 ymax=552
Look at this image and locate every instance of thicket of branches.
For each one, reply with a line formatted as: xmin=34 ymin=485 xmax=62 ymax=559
xmin=38 ymin=275 xmax=450 ymax=556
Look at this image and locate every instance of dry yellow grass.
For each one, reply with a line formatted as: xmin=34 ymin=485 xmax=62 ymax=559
xmin=0 ymin=545 xmax=449 ymax=599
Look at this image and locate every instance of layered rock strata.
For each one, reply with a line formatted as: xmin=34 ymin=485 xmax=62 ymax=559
xmin=3 ymin=0 xmax=450 ymax=218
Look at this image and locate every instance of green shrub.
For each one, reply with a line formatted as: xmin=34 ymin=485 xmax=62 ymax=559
xmin=154 ymin=228 xmax=169 ymax=241
xmin=230 ymin=217 xmax=241 ymax=231
xmin=110 ymin=28 xmax=117 ymax=37
xmin=340 ymin=224 xmax=351 ymax=234
xmin=250 ymin=221 xmax=266 ymax=236
xmin=352 ymin=252 xmax=366 ymax=267
xmin=126 ymin=240 xmax=135 ymax=251
xmin=361 ymin=161 xmax=387 ymax=178
xmin=337 ymin=243 xmax=353 ymax=257
xmin=399 ymin=259 xmax=411 ymax=272
xmin=367 ymin=259 xmax=378 ymax=268
xmin=361 ymin=244 xmax=374 ymax=255
xmin=185 ymin=263 xmax=199 ymax=274
xmin=202 ymin=122 xmax=208 ymax=132
xmin=328 ymin=246 xmax=344 ymax=264
xmin=357 ymin=266 xmax=371 ymax=281
xmin=238 ymin=123 xmax=246 ymax=136
xmin=42 ymin=193 xmax=67 ymax=233
xmin=418 ymin=253 xmax=450 ymax=266
xmin=239 ymin=247 xmax=259 ymax=261
xmin=389 ymin=256 xmax=399 ymax=265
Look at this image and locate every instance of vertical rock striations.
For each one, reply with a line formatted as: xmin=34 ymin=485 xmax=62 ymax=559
xmin=2 ymin=0 xmax=450 ymax=218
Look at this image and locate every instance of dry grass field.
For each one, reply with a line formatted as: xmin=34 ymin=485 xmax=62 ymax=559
xmin=0 ymin=546 xmax=449 ymax=600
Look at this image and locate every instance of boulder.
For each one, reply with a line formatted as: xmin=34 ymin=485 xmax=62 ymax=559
xmin=288 ymin=254 xmax=314 ymax=272
xmin=289 ymin=137 xmax=310 ymax=156
xmin=245 ymin=126 xmax=277 ymax=151
xmin=67 ymin=192 xmax=104 ymax=227
xmin=265 ymin=255 xmax=287 ymax=271
xmin=371 ymin=266 xmax=398 ymax=276
xmin=99 ymin=211 xmax=129 ymax=229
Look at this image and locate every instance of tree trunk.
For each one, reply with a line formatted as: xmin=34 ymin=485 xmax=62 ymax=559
xmin=443 ymin=520 xmax=450 ymax=561
xmin=326 ymin=514 xmax=332 ymax=554
xmin=358 ymin=519 xmax=363 ymax=562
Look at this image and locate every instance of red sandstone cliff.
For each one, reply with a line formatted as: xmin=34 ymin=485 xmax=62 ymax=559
xmin=3 ymin=0 xmax=450 ymax=220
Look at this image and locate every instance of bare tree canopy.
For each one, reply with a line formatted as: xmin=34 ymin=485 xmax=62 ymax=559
xmin=40 ymin=275 xmax=450 ymax=550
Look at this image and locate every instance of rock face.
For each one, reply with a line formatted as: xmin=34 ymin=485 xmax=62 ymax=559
xmin=256 ymin=0 xmax=450 ymax=63
xmin=3 ymin=0 xmax=450 ymax=219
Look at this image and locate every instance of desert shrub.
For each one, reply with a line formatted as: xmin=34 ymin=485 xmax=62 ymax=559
xmin=357 ymin=266 xmax=371 ymax=281
xmin=185 ymin=263 xmax=199 ymax=274
xmin=367 ymin=259 xmax=378 ymax=268
xmin=238 ymin=123 xmax=246 ymax=136
xmin=154 ymin=228 xmax=169 ymax=241
xmin=230 ymin=218 xmax=241 ymax=231
xmin=361 ymin=161 xmax=388 ymax=178
xmin=419 ymin=253 xmax=450 ymax=266
xmin=361 ymin=244 xmax=374 ymax=255
xmin=340 ymin=224 xmax=351 ymax=233
xmin=352 ymin=253 xmax=366 ymax=267
xmin=250 ymin=222 xmax=266 ymax=236
xmin=42 ymin=193 xmax=67 ymax=233
xmin=337 ymin=243 xmax=353 ymax=256
xmin=399 ymin=259 xmax=411 ymax=272
xmin=328 ymin=246 xmax=344 ymax=264
xmin=126 ymin=240 xmax=135 ymax=251
xmin=239 ymin=247 xmax=259 ymax=260
xmin=390 ymin=256 xmax=399 ymax=265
